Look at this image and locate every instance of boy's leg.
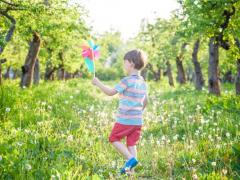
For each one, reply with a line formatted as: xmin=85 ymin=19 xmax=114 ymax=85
xmin=112 ymin=141 xmax=134 ymax=160
xmin=127 ymin=145 xmax=137 ymax=173
xmin=127 ymin=145 xmax=137 ymax=158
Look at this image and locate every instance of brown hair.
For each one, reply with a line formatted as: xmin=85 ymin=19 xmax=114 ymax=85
xmin=124 ymin=49 xmax=147 ymax=70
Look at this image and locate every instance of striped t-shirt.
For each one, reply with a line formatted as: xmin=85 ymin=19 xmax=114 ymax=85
xmin=114 ymin=74 xmax=147 ymax=125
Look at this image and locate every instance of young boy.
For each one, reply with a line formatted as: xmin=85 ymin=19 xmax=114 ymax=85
xmin=92 ymin=49 xmax=148 ymax=174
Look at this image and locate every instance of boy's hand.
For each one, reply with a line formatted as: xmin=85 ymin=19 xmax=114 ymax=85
xmin=92 ymin=77 xmax=100 ymax=86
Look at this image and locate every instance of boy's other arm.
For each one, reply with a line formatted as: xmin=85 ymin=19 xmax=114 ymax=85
xmin=92 ymin=77 xmax=117 ymax=96
xmin=143 ymin=94 xmax=148 ymax=110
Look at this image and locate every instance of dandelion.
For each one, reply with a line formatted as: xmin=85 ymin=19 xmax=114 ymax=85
xmin=196 ymin=105 xmax=201 ymax=111
xmin=79 ymin=155 xmax=85 ymax=160
xmin=226 ymin=132 xmax=230 ymax=138
xmin=192 ymin=174 xmax=198 ymax=180
xmin=195 ymin=130 xmax=199 ymax=136
xmin=67 ymin=135 xmax=73 ymax=142
xmin=17 ymin=142 xmax=23 ymax=147
xmin=173 ymin=134 xmax=178 ymax=141
xmin=41 ymin=101 xmax=46 ymax=106
xmin=211 ymin=162 xmax=216 ymax=167
xmin=24 ymin=129 xmax=31 ymax=134
xmin=25 ymin=164 xmax=32 ymax=171
xmin=222 ymin=168 xmax=227 ymax=175
xmin=89 ymin=106 xmax=94 ymax=112
xmin=5 ymin=107 xmax=11 ymax=112
xmin=111 ymin=161 xmax=116 ymax=168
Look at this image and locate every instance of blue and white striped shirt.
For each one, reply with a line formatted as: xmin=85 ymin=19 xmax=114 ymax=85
xmin=114 ymin=74 xmax=147 ymax=125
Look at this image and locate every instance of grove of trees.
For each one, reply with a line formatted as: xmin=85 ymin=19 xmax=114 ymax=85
xmin=0 ymin=0 xmax=240 ymax=96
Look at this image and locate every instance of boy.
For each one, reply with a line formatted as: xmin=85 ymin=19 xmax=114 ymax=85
xmin=92 ymin=49 xmax=148 ymax=174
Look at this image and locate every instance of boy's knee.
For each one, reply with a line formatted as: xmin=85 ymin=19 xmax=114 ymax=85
xmin=108 ymin=136 xmax=116 ymax=144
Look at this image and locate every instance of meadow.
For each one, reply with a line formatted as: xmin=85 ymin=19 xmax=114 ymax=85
xmin=0 ymin=79 xmax=239 ymax=179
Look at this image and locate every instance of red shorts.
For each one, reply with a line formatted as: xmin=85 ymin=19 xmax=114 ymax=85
xmin=109 ymin=122 xmax=142 ymax=146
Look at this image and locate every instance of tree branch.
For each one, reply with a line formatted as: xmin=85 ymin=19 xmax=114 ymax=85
xmin=0 ymin=58 xmax=7 ymax=64
xmin=0 ymin=0 xmax=19 ymax=7
xmin=218 ymin=5 xmax=235 ymax=50
xmin=0 ymin=11 xmax=16 ymax=42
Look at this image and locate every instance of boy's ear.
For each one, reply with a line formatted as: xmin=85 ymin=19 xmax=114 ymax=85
xmin=130 ymin=61 xmax=135 ymax=68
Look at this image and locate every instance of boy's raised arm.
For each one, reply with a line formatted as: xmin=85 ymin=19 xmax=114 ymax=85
xmin=92 ymin=77 xmax=117 ymax=96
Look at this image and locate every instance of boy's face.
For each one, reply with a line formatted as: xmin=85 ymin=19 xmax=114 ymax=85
xmin=124 ymin=59 xmax=134 ymax=74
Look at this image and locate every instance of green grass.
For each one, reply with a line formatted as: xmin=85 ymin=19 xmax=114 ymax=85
xmin=0 ymin=79 xmax=239 ymax=179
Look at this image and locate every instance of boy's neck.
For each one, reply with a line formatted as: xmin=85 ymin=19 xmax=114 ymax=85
xmin=129 ymin=69 xmax=140 ymax=76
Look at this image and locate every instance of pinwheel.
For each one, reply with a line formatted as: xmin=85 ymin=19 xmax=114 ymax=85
xmin=81 ymin=39 xmax=100 ymax=77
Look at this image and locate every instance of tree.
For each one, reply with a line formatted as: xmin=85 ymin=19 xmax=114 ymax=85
xmin=0 ymin=0 xmax=89 ymax=85
xmin=178 ymin=0 xmax=240 ymax=95
xmin=192 ymin=39 xmax=204 ymax=90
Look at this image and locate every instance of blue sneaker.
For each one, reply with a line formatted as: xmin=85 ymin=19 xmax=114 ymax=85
xmin=120 ymin=157 xmax=138 ymax=174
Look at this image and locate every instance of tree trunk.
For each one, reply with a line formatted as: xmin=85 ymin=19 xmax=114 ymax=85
xmin=236 ymin=59 xmax=240 ymax=95
xmin=154 ymin=67 xmax=161 ymax=81
xmin=65 ymin=72 xmax=73 ymax=80
xmin=141 ymin=63 xmax=150 ymax=80
xmin=45 ymin=66 xmax=56 ymax=81
xmin=20 ymin=32 xmax=41 ymax=88
xmin=176 ymin=57 xmax=186 ymax=84
xmin=0 ymin=59 xmax=7 ymax=85
xmin=192 ymin=39 xmax=204 ymax=90
xmin=0 ymin=63 xmax=2 ymax=85
xmin=57 ymin=67 xmax=65 ymax=80
xmin=44 ymin=48 xmax=55 ymax=81
xmin=176 ymin=43 xmax=187 ymax=84
xmin=33 ymin=58 xmax=40 ymax=85
xmin=0 ymin=12 xmax=15 ymax=86
xmin=57 ymin=52 xmax=65 ymax=80
xmin=166 ymin=60 xmax=174 ymax=87
xmin=148 ymin=63 xmax=161 ymax=81
xmin=223 ymin=70 xmax=234 ymax=83
xmin=4 ymin=66 xmax=11 ymax=79
xmin=208 ymin=37 xmax=221 ymax=95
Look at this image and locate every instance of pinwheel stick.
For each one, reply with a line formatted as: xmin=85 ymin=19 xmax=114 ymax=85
xmin=91 ymin=49 xmax=95 ymax=78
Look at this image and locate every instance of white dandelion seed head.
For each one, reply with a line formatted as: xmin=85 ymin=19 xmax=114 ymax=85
xmin=5 ymin=107 xmax=11 ymax=112
xmin=192 ymin=174 xmax=198 ymax=180
xmin=222 ymin=168 xmax=227 ymax=175
xmin=67 ymin=135 xmax=73 ymax=142
xmin=211 ymin=162 xmax=216 ymax=167
xmin=226 ymin=132 xmax=230 ymax=138
xmin=25 ymin=164 xmax=32 ymax=171
xmin=192 ymin=158 xmax=196 ymax=163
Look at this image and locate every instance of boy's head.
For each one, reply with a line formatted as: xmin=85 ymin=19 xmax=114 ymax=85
xmin=124 ymin=49 xmax=147 ymax=71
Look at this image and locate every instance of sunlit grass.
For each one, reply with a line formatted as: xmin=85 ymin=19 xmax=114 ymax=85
xmin=0 ymin=79 xmax=239 ymax=179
